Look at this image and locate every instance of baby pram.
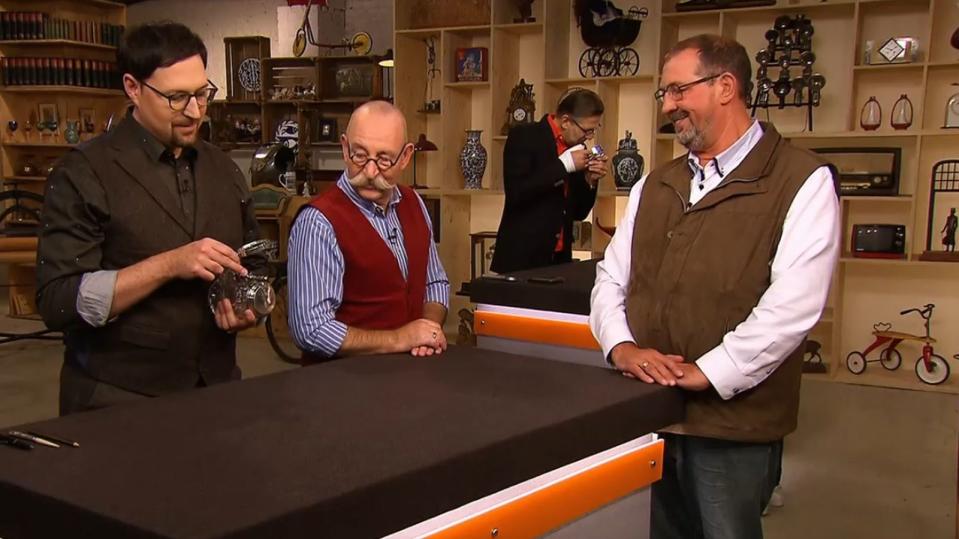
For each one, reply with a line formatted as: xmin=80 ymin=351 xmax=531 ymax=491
xmin=575 ymin=0 xmax=648 ymax=77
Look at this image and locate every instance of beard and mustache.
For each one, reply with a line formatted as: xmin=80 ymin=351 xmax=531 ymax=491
xmin=170 ymin=119 xmax=200 ymax=148
xmin=347 ymin=169 xmax=393 ymax=192
xmin=669 ymin=109 xmax=709 ymax=151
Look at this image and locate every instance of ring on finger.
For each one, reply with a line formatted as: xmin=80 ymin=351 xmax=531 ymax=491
xmin=641 ymin=361 xmax=649 ymax=370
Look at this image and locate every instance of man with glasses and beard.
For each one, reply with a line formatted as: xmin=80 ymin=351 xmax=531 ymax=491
xmin=287 ymin=101 xmax=450 ymax=361
xmin=590 ymin=34 xmax=839 ymax=538
xmin=37 ymin=23 xmax=260 ymax=415
xmin=491 ymin=88 xmax=608 ymax=274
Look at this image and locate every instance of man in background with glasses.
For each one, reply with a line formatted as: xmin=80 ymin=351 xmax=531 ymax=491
xmin=590 ymin=34 xmax=839 ymax=538
xmin=287 ymin=100 xmax=449 ymax=361
xmin=491 ymin=88 xmax=608 ymax=274
xmin=37 ymin=23 xmax=260 ymax=415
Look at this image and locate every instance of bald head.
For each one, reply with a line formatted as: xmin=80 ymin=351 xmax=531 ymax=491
xmin=340 ymin=100 xmax=414 ymax=206
xmin=346 ymin=100 xmax=408 ymax=141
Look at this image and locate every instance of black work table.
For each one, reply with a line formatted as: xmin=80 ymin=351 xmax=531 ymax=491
xmin=469 ymin=259 xmax=600 ymax=315
xmin=0 ymin=346 xmax=683 ymax=539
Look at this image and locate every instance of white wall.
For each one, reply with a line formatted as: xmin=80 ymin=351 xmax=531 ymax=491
xmin=345 ymin=0 xmax=393 ymax=54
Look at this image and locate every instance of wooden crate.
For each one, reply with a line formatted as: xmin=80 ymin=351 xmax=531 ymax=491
xmin=224 ymin=36 xmax=270 ymax=102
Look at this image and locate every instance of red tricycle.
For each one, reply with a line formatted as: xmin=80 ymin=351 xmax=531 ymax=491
xmin=846 ymin=303 xmax=951 ymax=385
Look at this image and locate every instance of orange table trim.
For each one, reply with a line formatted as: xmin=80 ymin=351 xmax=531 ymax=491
xmin=425 ymin=438 xmax=664 ymax=539
xmin=473 ymin=311 xmax=601 ymax=351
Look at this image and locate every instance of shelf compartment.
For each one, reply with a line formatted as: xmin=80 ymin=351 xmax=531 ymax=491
xmin=0 ymin=85 xmax=122 ymax=96
xmin=0 ymin=39 xmax=116 ymax=51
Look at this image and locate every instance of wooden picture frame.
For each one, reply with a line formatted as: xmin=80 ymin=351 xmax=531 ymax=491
xmin=78 ymin=108 xmax=95 ymax=134
xmin=37 ymin=103 xmax=58 ymax=130
xmin=454 ymin=47 xmax=488 ymax=82
xmin=317 ymin=118 xmax=338 ymax=142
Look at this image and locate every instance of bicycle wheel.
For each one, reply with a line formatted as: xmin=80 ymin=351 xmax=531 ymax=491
xmin=846 ymin=351 xmax=866 ymax=375
xmin=596 ymin=48 xmax=617 ymax=77
xmin=915 ymin=354 xmax=950 ymax=385
xmin=879 ymin=348 xmax=901 ymax=370
xmin=578 ymin=49 xmax=595 ymax=78
xmin=265 ymin=276 xmax=300 ymax=363
xmin=617 ymin=48 xmax=640 ymax=76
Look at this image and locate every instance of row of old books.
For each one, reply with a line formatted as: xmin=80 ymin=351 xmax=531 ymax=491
xmin=1 ymin=57 xmax=121 ymax=90
xmin=0 ymin=12 xmax=124 ymax=47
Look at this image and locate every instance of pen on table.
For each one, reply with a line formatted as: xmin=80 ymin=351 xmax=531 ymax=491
xmin=8 ymin=431 xmax=59 ymax=448
xmin=25 ymin=431 xmax=79 ymax=448
xmin=0 ymin=434 xmax=33 ymax=451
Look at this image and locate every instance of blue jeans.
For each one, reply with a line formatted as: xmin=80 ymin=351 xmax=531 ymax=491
xmin=651 ymin=433 xmax=782 ymax=539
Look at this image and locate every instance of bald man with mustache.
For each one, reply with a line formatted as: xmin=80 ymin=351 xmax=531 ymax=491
xmin=287 ymin=101 xmax=450 ymax=362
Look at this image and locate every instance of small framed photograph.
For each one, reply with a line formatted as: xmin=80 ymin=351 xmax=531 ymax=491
xmin=37 ymin=103 xmax=58 ymax=129
xmin=454 ymin=47 xmax=488 ymax=82
xmin=317 ymin=118 xmax=338 ymax=142
xmin=78 ymin=108 xmax=95 ymax=134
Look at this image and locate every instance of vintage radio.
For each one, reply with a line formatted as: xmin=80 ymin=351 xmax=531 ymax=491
xmin=813 ymin=147 xmax=900 ymax=196
xmin=851 ymin=224 xmax=906 ymax=258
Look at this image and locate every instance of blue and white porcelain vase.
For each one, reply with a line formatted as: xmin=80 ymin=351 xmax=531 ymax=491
xmin=459 ymin=129 xmax=487 ymax=189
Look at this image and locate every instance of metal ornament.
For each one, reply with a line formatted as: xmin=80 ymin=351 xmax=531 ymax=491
xmin=421 ymin=37 xmax=441 ymax=113
xmin=751 ymin=14 xmax=824 ymax=130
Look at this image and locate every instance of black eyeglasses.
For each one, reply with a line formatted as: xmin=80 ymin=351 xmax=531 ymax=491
xmin=568 ymin=116 xmax=601 ymax=137
xmin=140 ymin=79 xmax=218 ymax=111
xmin=654 ymin=74 xmax=721 ymax=103
xmin=348 ymin=142 xmax=412 ymax=172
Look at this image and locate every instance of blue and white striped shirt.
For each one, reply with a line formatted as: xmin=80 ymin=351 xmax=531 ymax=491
xmin=287 ymin=173 xmax=450 ymax=357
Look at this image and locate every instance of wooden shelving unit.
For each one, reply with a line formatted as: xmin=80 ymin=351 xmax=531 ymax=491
xmin=0 ymin=0 xmax=128 ymax=317
xmin=394 ymin=0 xmax=959 ymax=393
xmin=207 ymin=55 xmax=384 ymax=164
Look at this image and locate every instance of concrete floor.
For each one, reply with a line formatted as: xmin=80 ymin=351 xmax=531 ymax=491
xmin=0 ymin=317 xmax=956 ymax=538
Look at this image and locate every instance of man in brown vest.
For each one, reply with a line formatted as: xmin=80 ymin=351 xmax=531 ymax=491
xmin=590 ymin=35 xmax=840 ymax=538
xmin=37 ymin=23 xmax=260 ymax=415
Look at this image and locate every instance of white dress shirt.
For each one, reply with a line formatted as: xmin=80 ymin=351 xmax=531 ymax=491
xmin=589 ymin=121 xmax=841 ymax=400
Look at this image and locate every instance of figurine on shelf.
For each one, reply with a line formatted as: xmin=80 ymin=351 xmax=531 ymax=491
xmin=920 ymin=160 xmax=959 ymax=262
xmin=23 ymin=113 xmax=33 ymax=141
xmin=511 ymin=0 xmax=535 ymax=23
xmin=6 ymin=120 xmax=17 ymax=143
xmin=942 ymin=208 xmax=957 ymax=252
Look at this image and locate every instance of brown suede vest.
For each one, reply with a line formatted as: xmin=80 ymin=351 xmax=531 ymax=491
xmin=625 ymin=122 xmax=828 ymax=442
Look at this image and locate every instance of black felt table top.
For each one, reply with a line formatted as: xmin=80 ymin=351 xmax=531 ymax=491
xmin=469 ymin=259 xmax=601 ymax=315
xmin=0 ymin=345 xmax=682 ymax=539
